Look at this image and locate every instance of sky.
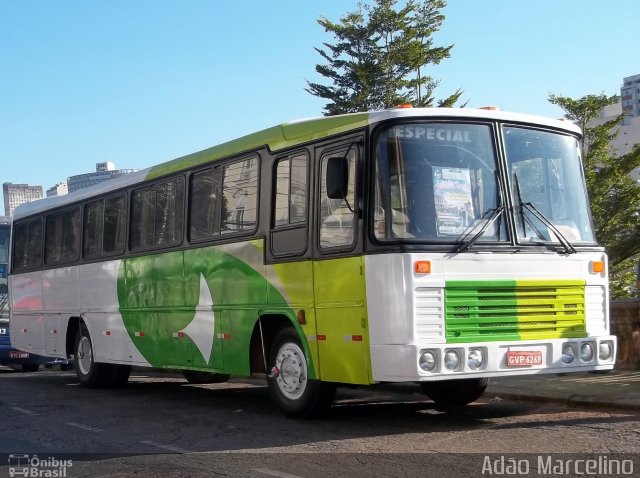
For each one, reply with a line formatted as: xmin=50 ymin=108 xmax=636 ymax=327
xmin=1 ymin=0 xmax=638 ymax=192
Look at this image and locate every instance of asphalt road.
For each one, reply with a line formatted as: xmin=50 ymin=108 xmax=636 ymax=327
xmin=0 ymin=367 xmax=638 ymax=477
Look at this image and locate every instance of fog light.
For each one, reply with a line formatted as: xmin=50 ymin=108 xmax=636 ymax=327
xmin=419 ymin=351 xmax=437 ymax=372
xmin=580 ymin=342 xmax=594 ymax=363
xmin=467 ymin=348 xmax=484 ymax=370
xmin=561 ymin=344 xmax=575 ymax=364
xmin=598 ymin=341 xmax=613 ymax=361
xmin=444 ymin=350 xmax=460 ymax=371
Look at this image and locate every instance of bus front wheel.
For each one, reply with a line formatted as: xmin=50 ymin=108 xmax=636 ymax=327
xmin=419 ymin=378 xmax=489 ymax=408
xmin=267 ymin=328 xmax=335 ymax=418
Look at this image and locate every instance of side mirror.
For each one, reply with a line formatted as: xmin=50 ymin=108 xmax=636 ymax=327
xmin=326 ymin=157 xmax=348 ymax=199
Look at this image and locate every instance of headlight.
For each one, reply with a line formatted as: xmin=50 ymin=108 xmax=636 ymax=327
xmin=467 ymin=348 xmax=484 ymax=370
xmin=598 ymin=341 xmax=613 ymax=361
xmin=561 ymin=344 xmax=575 ymax=364
xmin=580 ymin=342 xmax=594 ymax=363
xmin=444 ymin=350 xmax=460 ymax=371
xmin=419 ymin=351 xmax=437 ymax=372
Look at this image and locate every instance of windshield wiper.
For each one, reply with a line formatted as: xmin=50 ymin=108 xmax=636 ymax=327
xmin=513 ymin=172 xmax=576 ymax=254
xmin=454 ymin=205 xmax=505 ymax=253
xmin=455 ymin=170 xmax=506 ymax=253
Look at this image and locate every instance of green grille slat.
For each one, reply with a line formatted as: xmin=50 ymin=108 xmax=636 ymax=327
xmin=445 ymin=281 xmax=586 ymax=343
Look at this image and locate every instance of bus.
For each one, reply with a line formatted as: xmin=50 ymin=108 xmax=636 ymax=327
xmin=8 ymin=107 xmax=616 ymax=417
xmin=1 ymin=216 xmax=67 ymax=371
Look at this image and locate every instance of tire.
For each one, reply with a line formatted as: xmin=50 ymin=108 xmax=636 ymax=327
xmin=21 ymin=363 xmax=39 ymax=373
xmin=109 ymin=364 xmax=131 ymax=387
xmin=74 ymin=323 xmax=113 ymax=388
xmin=182 ymin=370 xmax=230 ymax=384
xmin=267 ymin=328 xmax=335 ymax=418
xmin=419 ymin=378 xmax=489 ymax=408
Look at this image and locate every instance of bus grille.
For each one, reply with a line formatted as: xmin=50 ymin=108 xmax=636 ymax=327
xmin=444 ymin=280 xmax=586 ymax=343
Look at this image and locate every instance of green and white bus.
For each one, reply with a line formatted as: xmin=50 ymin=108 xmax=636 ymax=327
xmin=9 ymin=107 xmax=616 ymax=417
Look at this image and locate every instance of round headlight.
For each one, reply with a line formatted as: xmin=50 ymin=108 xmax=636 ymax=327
xmin=561 ymin=344 xmax=575 ymax=364
xmin=598 ymin=341 xmax=612 ymax=361
xmin=580 ymin=342 xmax=594 ymax=362
xmin=467 ymin=348 xmax=484 ymax=370
xmin=444 ymin=350 xmax=460 ymax=371
xmin=419 ymin=351 xmax=437 ymax=372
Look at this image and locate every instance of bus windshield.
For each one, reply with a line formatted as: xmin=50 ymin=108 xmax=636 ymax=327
xmin=374 ymin=122 xmax=505 ymax=243
xmin=504 ymin=126 xmax=595 ymax=245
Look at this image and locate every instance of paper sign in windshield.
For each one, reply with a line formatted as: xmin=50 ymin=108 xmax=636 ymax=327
xmin=433 ymin=167 xmax=474 ymax=236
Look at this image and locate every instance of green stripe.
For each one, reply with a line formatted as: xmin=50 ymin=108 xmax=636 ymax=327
xmin=146 ymin=113 xmax=369 ymax=180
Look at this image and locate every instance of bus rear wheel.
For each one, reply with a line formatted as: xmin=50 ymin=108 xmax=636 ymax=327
xmin=419 ymin=378 xmax=489 ymax=408
xmin=74 ymin=324 xmax=119 ymax=388
xmin=267 ymin=328 xmax=335 ymax=418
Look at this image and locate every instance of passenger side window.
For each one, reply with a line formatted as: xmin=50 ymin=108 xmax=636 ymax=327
xmin=155 ymin=179 xmax=184 ymax=245
xmin=12 ymin=217 xmax=43 ymax=270
xmin=83 ymin=201 xmax=104 ymax=259
xmin=45 ymin=208 xmax=81 ymax=265
xmin=103 ymin=195 xmax=126 ymax=255
xmin=189 ymin=155 xmax=259 ymax=241
xmin=274 ymin=153 xmax=308 ymax=227
xmin=189 ymin=169 xmax=222 ymax=241
xmin=83 ymin=194 xmax=127 ymax=259
xmin=221 ymin=157 xmax=258 ymax=234
xmin=130 ymin=177 xmax=184 ymax=251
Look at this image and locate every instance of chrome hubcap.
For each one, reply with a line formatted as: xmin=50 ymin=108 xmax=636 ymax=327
xmin=275 ymin=342 xmax=307 ymax=400
xmin=77 ymin=336 xmax=93 ymax=376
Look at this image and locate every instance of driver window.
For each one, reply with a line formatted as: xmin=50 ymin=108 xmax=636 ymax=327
xmin=319 ymin=146 xmax=357 ymax=249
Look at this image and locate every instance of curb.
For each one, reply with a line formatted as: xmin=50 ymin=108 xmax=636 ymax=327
xmin=486 ymin=390 xmax=640 ymax=412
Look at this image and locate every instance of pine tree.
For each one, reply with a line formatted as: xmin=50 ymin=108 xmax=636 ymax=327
xmin=307 ymin=0 xmax=462 ymax=115
xmin=549 ymin=93 xmax=640 ymax=297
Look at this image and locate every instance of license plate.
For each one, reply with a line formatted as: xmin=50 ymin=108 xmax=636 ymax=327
xmin=9 ymin=351 xmax=29 ymax=359
xmin=506 ymin=350 xmax=542 ymax=367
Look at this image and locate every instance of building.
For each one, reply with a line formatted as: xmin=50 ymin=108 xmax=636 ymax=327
xmin=67 ymin=162 xmax=138 ymax=193
xmin=46 ymin=181 xmax=68 ymax=198
xmin=621 ymin=73 xmax=640 ymax=120
xmin=592 ymin=100 xmax=640 ymax=159
xmin=588 ymin=74 xmax=640 ymax=178
xmin=2 ymin=183 xmax=43 ymax=217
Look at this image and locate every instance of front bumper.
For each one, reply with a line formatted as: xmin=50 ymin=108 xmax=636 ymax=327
xmin=371 ymin=336 xmax=617 ymax=382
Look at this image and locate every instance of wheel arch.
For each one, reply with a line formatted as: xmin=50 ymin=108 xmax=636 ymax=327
xmin=65 ymin=316 xmax=82 ymax=359
xmin=249 ymin=312 xmax=317 ymax=379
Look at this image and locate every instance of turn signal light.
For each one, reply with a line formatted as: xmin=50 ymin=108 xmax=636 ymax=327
xmin=414 ymin=260 xmax=431 ymax=274
xmin=591 ymin=261 xmax=605 ymax=273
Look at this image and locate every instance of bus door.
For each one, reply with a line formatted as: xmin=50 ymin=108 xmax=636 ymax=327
xmin=266 ymin=151 xmax=317 ymax=371
xmin=313 ymin=138 xmax=371 ymax=385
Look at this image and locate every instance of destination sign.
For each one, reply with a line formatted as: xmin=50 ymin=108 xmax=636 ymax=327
xmin=390 ymin=125 xmax=472 ymax=143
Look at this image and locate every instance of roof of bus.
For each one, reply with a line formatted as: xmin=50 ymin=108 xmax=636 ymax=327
xmin=13 ymin=107 xmax=581 ymax=220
